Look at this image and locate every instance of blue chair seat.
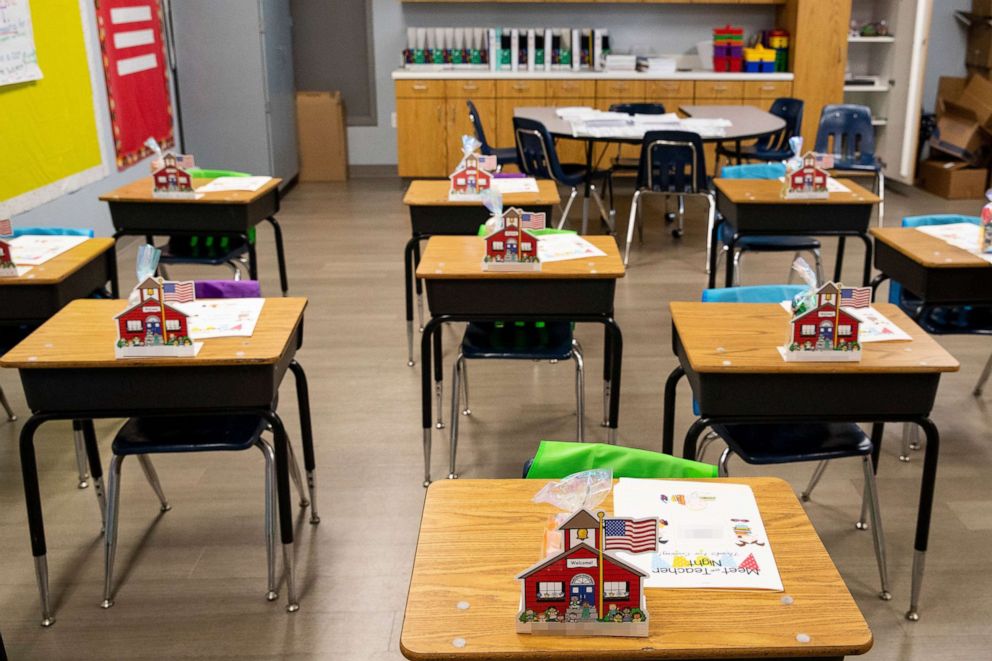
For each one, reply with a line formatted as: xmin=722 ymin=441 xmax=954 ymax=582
xmin=727 ymin=144 xmax=793 ymax=161
xmin=488 ymin=146 xmax=519 ymax=165
xmin=720 ymin=222 xmax=822 ymax=251
xmin=709 ymin=423 xmax=872 ymax=465
xmin=112 ymin=415 xmax=266 ymax=455
xmin=461 ymin=321 xmax=574 ymax=360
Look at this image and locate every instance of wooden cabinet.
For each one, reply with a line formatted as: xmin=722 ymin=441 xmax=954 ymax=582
xmin=743 ymin=80 xmax=792 ymax=100
xmin=497 ymin=80 xmax=547 ymax=99
xmin=646 ymin=80 xmax=694 ymax=99
xmin=444 ymin=79 xmax=496 ymax=99
xmin=396 ymin=96 xmax=448 ymax=177
xmin=547 ymin=80 xmax=595 ymax=99
xmin=596 ymin=80 xmax=645 ymax=98
xmin=395 ymin=80 xmax=444 ymax=98
xmin=694 ymin=80 xmax=745 ymax=101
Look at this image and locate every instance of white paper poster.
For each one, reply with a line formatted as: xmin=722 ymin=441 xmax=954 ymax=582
xmin=9 ymin=235 xmax=87 ymax=265
xmin=0 ymin=0 xmax=43 ymax=86
xmin=612 ymin=478 xmax=783 ymax=591
xmin=175 ymin=298 xmax=265 ymax=340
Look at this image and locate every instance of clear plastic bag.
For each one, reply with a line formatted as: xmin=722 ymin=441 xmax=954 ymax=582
xmin=129 ymin=244 xmax=161 ymax=304
xmin=532 ymin=469 xmax=612 ymax=557
xmin=481 ymin=188 xmax=504 ymax=234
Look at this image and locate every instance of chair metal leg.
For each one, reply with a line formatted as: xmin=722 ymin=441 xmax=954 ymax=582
xmin=0 ymin=386 xmax=15 ymax=421
xmin=282 ymin=543 xmax=300 ymax=613
xmin=435 ymin=380 xmax=444 ymax=430
xmin=675 ymin=195 xmax=685 ymax=237
xmin=101 ymin=455 xmax=124 ymax=608
xmin=601 ymin=379 xmax=610 ymax=428
xmin=590 ymin=185 xmax=612 ymax=232
xmin=717 ymin=447 xmax=731 ymax=477
xmin=572 ymin=342 xmax=585 ymax=443
xmin=695 ymin=431 xmax=719 ymax=461
xmin=811 ymin=249 xmax=824 ymax=286
xmin=900 ymin=424 xmax=916 ymax=462
xmin=157 ymin=264 xmax=170 ymax=280
xmin=732 ymin=250 xmax=744 ymax=287
xmin=255 ymin=440 xmax=278 ymax=601
xmin=136 ymin=455 xmax=171 ymax=512
xmin=856 ymin=477 xmax=871 ymax=531
xmin=624 ymin=190 xmax=642 ymax=266
xmin=876 ymin=170 xmax=885 ymax=227
xmin=703 ymin=194 xmax=716 ymax=273
xmin=800 ymin=460 xmax=829 ymax=502
xmin=863 ymin=456 xmax=892 ymax=600
xmin=226 ymin=260 xmax=244 ymax=281
xmin=448 ymin=354 xmax=464 ymax=480
xmin=416 ymin=292 xmax=425 ymax=334
xmin=974 ymin=351 xmax=992 ymax=396
xmin=787 ymin=252 xmax=800 ymax=284
xmin=557 ymin=188 xmax=578 ymax=230
xmin=73 ymin=423 xmax=89 ymax=489
xmin=460 ymin=356 xmax=471 ymax=416
xmin=422 ymin=428 xmax=432 ymax=488
xmin=286 ymin=441 xmax=309 ymax=508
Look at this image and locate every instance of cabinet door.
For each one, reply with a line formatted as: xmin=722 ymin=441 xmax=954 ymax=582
xmin=446 ymin=98 xmax=497 ymax=172
xmin=396 ymin=97 xmax=447 ymax=177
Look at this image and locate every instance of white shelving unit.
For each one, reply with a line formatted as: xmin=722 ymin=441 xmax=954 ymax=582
xmin=845 ymin=0 xmax=933 ymax=185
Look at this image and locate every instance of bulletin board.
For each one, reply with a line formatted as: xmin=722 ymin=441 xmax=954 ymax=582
xmin=0 ymin=0 xmax=105 ymax=217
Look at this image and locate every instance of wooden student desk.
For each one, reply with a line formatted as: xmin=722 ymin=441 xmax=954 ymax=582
xmin=401 ymin=179 xmax=561 ymax=366
xmin=0 ymin=239 xmax=117 ymax=323
xmin=401 ymin=478 xmax=872 ymax=661
xmin=99 ymin=176 xmax=289 ymax=294
xmin=662 ymin=302 xmax=959 ymax=622
xmin=712 ymin=178 xmax=881 ymax=289
xmin=0 ymin=298 xmax=317 ymax=626
xmin=870 ymin=227 xmax=992 ymax=306
xmin=415 ymin=236 xmax=624 ymax=485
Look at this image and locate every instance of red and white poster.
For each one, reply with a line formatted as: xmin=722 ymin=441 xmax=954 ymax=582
xmin=95 ymin=0 xmax=174 ymax=170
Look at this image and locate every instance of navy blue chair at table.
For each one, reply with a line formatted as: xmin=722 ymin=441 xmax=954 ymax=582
xmin=467 ymin=99 xmax=519 ymax=169
xmin=814 ymin=104 xmax=885 ymax=225
xmin=101 ymin=279 xmax=314 ymax=612
xmin=717 ymin=163 xmax=824 ymax=285
xmin=513 ymin=116 xmax=614 ymax=234
xmin=715 ymin=97 xmax=803 ymax=171
xmin=696 ymin=284 xmax=891 ymax=601
xmin=623 ymin=130 xmax=714 ymax=265
xmin=443 ymin=321 xmax=585 ymax=484
xmin=606 ymin=103 xmax=667 ymax=213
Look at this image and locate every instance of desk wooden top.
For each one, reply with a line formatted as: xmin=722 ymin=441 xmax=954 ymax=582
xmin=401 ymin=478 xmax=872 ymax=660
xmin=0 ymin=298 xmax=306 ymax=369
xmin=99 ymin=177 xmax=282 ymax=205
xmin=670 ymin=302 xmax=959 ymax=374
xmin=403 ymin=180 xmax=561 ymax=207
xmin=416 ymin=236 xmax=624 ymax=280
xmin=0 ymin=238 xmax=113 ymax=287
xmin=871 ymin=227 xmax=991 ymax=269
xmin=714 ymin=178 xmax=880 ymax=205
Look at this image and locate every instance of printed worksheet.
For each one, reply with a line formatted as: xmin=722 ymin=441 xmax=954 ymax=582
xmin=915 ymin=223 xmax=992 ymax=264
xmin=612 ymin=478 xmax=783 ymax=590
xmin=537 ymin=234 xmax=608 ymax=263
xmin=777 ymin=301 xmax=912 ymax=343
xmin=195 ymin=176 xmax=273 ymax=193
xmin=174 ymin=298 xmax=265 ymax=340
xmin=9 ymin=235 xmax=87 ymax=265
xmin=491 ymin=178 xmax=540 ymax=194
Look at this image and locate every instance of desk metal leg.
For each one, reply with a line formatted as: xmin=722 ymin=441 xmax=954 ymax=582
xmin=289 ymin=361 xmax=319 ymax=525
xmin=603 ymin=319 xmax=623 ymax=444
xmin=858 ymin=232 xmax=873 ymax=286
xmin=421 ymin=317 xmax=446 ymax=486
xmin=434 ymin=328 xmax=444 ymax=430
xmin=19 ymin=415 xmax=54 ymax=627
xmin=707 ymin=222 xmax=721 ymax=287
xmin=107 ymin=247 xmax=119 ymax=299
xmin=907 ymin=417 xmax=940 ymax=622
xmin=81 ymin=420 xmax=107 ymax=534
xmin=869 ymin=273 xmax=889 ymax=300
xmin=247 ymin=237 xmax=259 ymax=281
xmin=404 ymin=237 xmax=419 ymax=366
xmin=261 ymin=410 xmax=299 ymax=613
xmin=858 ymin=423 xmax=884 ymax=529
xmin=662 ymin=366 xmax=685 ymax=456
xmin=601 ymin=330 xmax=611 ymax=428
xmin=581 ymin=142 xmax=593 ymax=235
xmin=71 ymin=421 xmax=89 ymax=489
xmin=264 ymin=217 xmax=289 ymax=295
xmin=724 ymin=233 xmax=738 ymax=288
xmin=413 ymin=240 xmax=424 ymax=332
xmin=833 ymin=237 xmax=846 ymax=282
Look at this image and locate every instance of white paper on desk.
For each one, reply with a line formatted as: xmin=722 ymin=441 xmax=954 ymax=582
xmin=8 ymin=235 xmax=88 ymax=266
xmin=826 ymin=177 xmax=851 ymax=193
xmin=174 ymin=298 xmax=266 ymax=340
xmin=195 ymin=176 xmax=272 ymax=193
xmin=679 ymin=118 xmax=731 ymax=138
xmin=914 ymin=223 xmax=992 ymax=264
xmin=492 ymin=178 xmax=539 ymax=194
xmin=537 ymin=233 xmax=608 ymax=262
xmin=777 ymin=301 xmax=912 ymax=342
xmin=632 ymin=112 xmax=681 ymax=127
xmin=613 ymin=478 xmax=783 ymax=591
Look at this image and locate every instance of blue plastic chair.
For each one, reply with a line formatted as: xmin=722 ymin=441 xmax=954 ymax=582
xmin=513 ymin=116 xmax=612 ymax=234
xmin=606 ymin=103 xmax=668 ymax=209
xmin=716 ymin=163 xmax=824 ymax=285
xmin=814 ymin=104 xmax=885 ymax=224
xmin=467 ymin=99 xmax=518 ymax=168
xmin=102 ymin=279 xmax=312 ymax=611
xmin=624 ymin=130 xmax=716 ymax=265
xmin=696 ymin=285 xmax=890 ymax=601
xmin=716 ymin=98 xmax=804 ymax=169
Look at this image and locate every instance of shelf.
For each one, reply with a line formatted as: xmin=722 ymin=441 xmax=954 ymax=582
xmin=844 ymin=82 xmax=890 ymax=93
xmin=848 ymin=35 xmax=896 ymax=43
xmin=871 ymin=118 xmax=888 ymax=127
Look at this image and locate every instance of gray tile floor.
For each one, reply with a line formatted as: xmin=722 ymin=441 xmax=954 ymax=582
xmin=1 ymin=178 xmax=990 ymax=659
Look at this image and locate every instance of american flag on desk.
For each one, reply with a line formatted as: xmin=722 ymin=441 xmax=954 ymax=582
xmin=604 ymin=517 xmax=657 ymax=553
xmin=840 ymin=286 xmax=871 ymax=309
xmin=162 ymin=280 xmax=195 ymax=304
xmin=521 ymin=212 xmax=546 ymax=231
xmin=0 ymin=219 xmax=12 ymax=237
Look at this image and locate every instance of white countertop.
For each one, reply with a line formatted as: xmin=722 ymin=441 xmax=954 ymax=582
xmin=392 ymin=68 xmax=793 ymax=82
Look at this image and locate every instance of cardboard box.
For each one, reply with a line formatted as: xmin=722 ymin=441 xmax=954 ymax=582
xmin=930 ymin=75 xmax=992 ymax=164
xmin=296 ymin=91 xmax=348 ymax=182
xmin=975 ymin=0 xmax=992 ymax=17
xmin=918 ymin=159 xmax=989 ymax=199
xmin=968 ymin=18 xmax=992 ymax=68
xmin=936 ymin=76 xmax=967 ymax=115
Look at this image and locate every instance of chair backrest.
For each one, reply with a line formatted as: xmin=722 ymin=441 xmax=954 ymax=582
xmin=609 ymin=102 xmax=666 ymax=115
xmin=756 ymin=97 xmax=804 ymax=151
xmin=720 ymin=162 xmax=786 ymax=180
xmin=702 ymin=285 xmax=807 ymax=303
xmin=513 ymin=116 xmax=569 ymax=182
xmin=523 ymin=440 xmax=717 ymax=479
xmin=637 ymin=130 xmax=707 ymax=193
xmin=814 ymin=104 xmax=877 ymax=167
xmin=466 ymin=99 xmax=494 ymax=155
xmin=193 ymin=280 xmax=262 ymax=299
xmin=888 ymin=215 xmax=981 ymax=304
xmin=10 ymin=227 xmax=95 ymax=238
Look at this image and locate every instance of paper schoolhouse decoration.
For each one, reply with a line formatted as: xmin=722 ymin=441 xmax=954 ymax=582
xmin=782 ymin=152 xmax=832 ymax=199
xmin=151 ymin=152 xmax=197 ymax=199
xmin=483 ymin=207 xmax=545 ymax=272
xmin=981 ymin=190 xmax=992 ymax=253
xmin=516 ymin=509 xmax=653 ymax=637
xmin=115 ymin=276 xmax=196 ymax=358
xmin=0 ymin=218 xmax=16 ymax=278
xmin=782 ymin=281 xmax=870 ymax=362
xmin=449 ymin=135 xmax=498 ymax=196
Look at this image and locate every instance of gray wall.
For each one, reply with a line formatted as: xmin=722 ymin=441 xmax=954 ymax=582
xmin=13 ymin=2 xmax=179 ymax=236
xmin=349 ymin=2 xmax=776 ymax=165
xmin=923 ymin=0 xmax=971 ymax=112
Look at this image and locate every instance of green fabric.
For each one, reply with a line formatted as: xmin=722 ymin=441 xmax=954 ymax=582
xmin=187 ymin=168 xmax=251 ymax=178
xmin=526 ymin=440 xmax=718 ymax=479
xmin=477 ymin=225 xmax=576 ymax=237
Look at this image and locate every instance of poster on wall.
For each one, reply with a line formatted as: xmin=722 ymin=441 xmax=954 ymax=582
xmin=0 ymin=0 xmax=44 ymax=86
xmin=94 ymin=0 xmax=174 ymax=170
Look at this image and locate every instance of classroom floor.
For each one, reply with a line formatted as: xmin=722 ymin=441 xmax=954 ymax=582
xmin=0 ymin=177 xmax=989 ymax=660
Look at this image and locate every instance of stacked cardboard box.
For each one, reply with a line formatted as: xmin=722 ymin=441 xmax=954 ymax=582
xmin=968 ymin=1 xmax=992 ymax=79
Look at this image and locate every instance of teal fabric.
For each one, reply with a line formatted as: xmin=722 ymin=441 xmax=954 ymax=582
xmin=11 ymin=227 xmax=94 ymax=238
xmin=525 ymin=440 xmax=718 ymax=479
xmin=720 ymin=162 xmax=786 ymax=180
xmin=702 ymin=285 xmax=806 ymax=303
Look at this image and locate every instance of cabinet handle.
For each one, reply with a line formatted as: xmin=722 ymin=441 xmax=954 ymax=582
xmin=436 ymin=106 xmax=441 ymax=120
xmin=463 ymin=83 xmax=478 ymax=90
xmin=412 ymin=84 xmax=428 ymax=91
xmin=714 ymin=85 xmax=728 ymax=92
xmin=760 ymin=85 xmax=775 ymax=91
xmin=512 ymin=83 xmax=528 ymax=91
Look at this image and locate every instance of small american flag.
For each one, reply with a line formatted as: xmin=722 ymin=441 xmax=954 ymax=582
xmin=604 ymin=517 xmax=657 ymax=553
xmin=477 ymin=154 xmax=498 ymax=171
xmin=0 ymin=219 xmax=12 ymax=237
xmin=162 ymin=280 xmax=195 ymax=304
xmin=840 ymin=286 xmax=871 ymax=309
xmin=521 ymin=212 xmax=546 ymax=231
